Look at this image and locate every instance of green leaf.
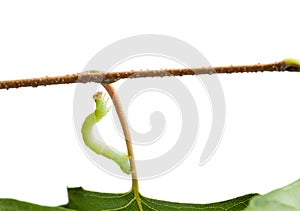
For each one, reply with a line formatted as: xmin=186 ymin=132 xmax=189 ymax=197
xmin=0 ymin=198 xmax=75 ymax=211
xmin=0 ymin=187 xmax=258 ymax=211
xmin=244 ymin=179 xmax=300 ymax=211
xmin=63 ymin=187 xmax=258 ymax=211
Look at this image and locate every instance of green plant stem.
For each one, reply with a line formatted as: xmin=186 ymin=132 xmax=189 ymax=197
xmin=102 ymin=84 xmax=143 ymax=210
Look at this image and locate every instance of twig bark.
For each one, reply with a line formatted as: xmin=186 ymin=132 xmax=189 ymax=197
xmin=1 ymin=62 xmax=299 ymax=90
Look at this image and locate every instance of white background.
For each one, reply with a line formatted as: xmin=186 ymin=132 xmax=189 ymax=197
xmin=0 ymin=0 xmax=300 ymax=207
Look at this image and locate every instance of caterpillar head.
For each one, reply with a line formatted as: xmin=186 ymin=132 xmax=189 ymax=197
xmin=93 ymin=92 xmax=111 ymax=120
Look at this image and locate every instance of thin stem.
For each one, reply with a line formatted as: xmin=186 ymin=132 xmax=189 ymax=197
xmin=102 ymin=84 xmax=142 ymax=209
xmin=1 ymin=61 xmax=299 ymax=90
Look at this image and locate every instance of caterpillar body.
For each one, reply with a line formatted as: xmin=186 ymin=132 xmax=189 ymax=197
xmin=81 ymin=92 xmax=131 ymax=174
xmin=283 ymin=58 xmax=300 ymax=67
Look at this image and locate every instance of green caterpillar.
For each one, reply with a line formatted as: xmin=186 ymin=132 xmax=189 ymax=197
xmin=283 ymin=58 xmax=300 ymax=66
xmin=81 ymin=92 xmax=131 ymax=174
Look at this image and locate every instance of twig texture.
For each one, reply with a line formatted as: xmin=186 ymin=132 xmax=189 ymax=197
xmin=0 ymin=62 xmax=299 ymax=89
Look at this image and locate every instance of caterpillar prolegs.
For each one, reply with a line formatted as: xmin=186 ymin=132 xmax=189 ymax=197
xmin=81 ymin=92 xmax=131 ymax=174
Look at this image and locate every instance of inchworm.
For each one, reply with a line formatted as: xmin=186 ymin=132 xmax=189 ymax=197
xmin=283 ymin=58 xmax=300 ymax=66
xmin=81 ymin=92 xmax=131 ymax=174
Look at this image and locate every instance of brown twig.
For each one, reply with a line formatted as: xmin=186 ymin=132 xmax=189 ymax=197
xmin=0 ymin=61 xmax=299 ymax=90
